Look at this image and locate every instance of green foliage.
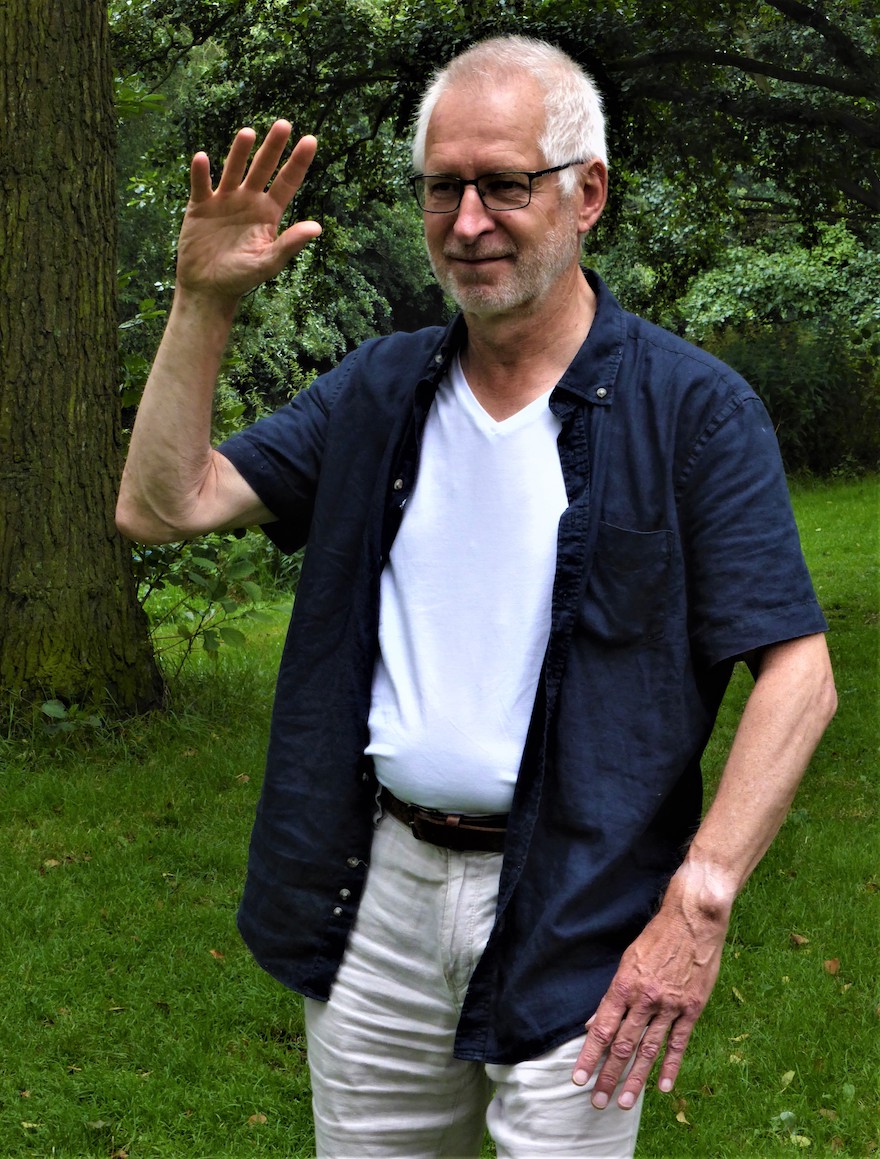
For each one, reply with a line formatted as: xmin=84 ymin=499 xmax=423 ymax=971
xmin=674 ymin=221 xmax=880 ymax=473
xmin=133 ymin=534 xmax=286 ymax=678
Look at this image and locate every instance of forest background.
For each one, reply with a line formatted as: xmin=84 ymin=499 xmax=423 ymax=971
xmin=1 ymin=0 xmax=878 ymax=708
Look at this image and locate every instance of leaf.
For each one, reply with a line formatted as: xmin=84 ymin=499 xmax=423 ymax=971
xmin=248 ymin=1113 xmax=268 ymax=1126
xmin=780 ymin=1070 xmax=795 ymax=1089
xmin=818 ymin=1108 xmax=838 ymax=1121
xmin=823 ymin=959 xmax=840 ymax=975
xmin=790 ymin=933 xmax=810 ymax=947
xmin=41 ymin=699 xmax=68 ymax=719
xmin=731 ymin=987 xmax=745 ymax=1003
xmin=675 ymin=1109 xmax=691 ymax=1125
xmin=218 ymin=626 xmax=247 ymax=648
xmin=790 ymin=1135 xmax=812 ymax=1147
xmin=227 ymin=559 xmax=256 ymax=581
xmin=209 ymin=949 xmax=224 ymax=960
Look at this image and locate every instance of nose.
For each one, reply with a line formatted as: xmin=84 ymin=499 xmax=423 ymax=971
xmin=452 ymin=184 xmax=496 ymax=242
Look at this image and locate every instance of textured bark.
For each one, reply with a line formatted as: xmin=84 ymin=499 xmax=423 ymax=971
xmin=0 ymin=0 xmax=163 ymax=709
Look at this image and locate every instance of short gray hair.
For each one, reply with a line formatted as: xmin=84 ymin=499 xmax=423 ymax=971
xmin=411 ymin=35 xmax=607 ymax=195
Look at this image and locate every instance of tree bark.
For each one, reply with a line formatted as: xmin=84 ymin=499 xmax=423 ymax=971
xmin=0 ymin=0 xmax=163 ymax=710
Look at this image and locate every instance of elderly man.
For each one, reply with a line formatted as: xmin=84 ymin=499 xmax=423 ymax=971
xmin=117 ymin=35 xmax=836 ymax=1159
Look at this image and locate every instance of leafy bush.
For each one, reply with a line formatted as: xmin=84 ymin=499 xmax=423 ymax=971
xmin=704 ymin=322 xmax=879 ymax=475
xmin=133 ymin=533 xmax=296 ymax=678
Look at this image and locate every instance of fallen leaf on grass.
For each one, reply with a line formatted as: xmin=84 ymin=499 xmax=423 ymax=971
xmin=823 ymin=959 xmax=840 ymax=975
xmin=111 ymin=1151 xmax=129 ymax=1159
xmin=789 ymin=1135 xmax=812 ymax=1147
xmin=829 ymin=1137 xmax=845 ymax=1152
xmin=19 ymin=1090 xmax=30 ymax=1099
xmin=248 ymin=1113 xmax=268 ymax=1126
xmin=780 ymin=1070 xmax=796 ymax=1090
xmin=731 ymin=987 xmax=745 ymax=1003
xmin=675 ymin=1109 xmax=691 ymax=1125
xmin=817 ymin=1108 xmax=838 ymax=1121
xmin=209 ymin=949 xmax=224 ymax=960
xmin=790 ymin=933 xmax=810 ymax=947
xmin=731 ymin=1032 xmax=750 ymax=1042
xmin=21 ymin=1122 xmax=41 ymax=1130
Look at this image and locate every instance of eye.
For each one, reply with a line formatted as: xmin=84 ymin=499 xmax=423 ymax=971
xmin=480 ymin=174 xmax=531 ymax=205
xmin=423 ymin=177 xmax=460 ymax=198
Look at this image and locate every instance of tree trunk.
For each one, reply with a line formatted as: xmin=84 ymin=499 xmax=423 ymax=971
xmin=0 ymin=0 xmax=163 ymax=711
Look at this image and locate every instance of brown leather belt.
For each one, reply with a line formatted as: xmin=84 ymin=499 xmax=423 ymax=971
xmin=380 ymin=787 xmax=507 ymax=853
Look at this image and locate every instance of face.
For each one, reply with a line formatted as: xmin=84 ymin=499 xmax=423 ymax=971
xmin=421 ymin=79 xmax=584 ymax=318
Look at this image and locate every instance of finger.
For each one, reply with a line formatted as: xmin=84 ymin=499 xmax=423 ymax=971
xmin=655 ymin=1016 xmax=696 ymax=1094
xmin=242 ymin=120 xmax=294 ymax=192
xmin=588 ymin=1023 xmax=650 ymax=1109
xmin=571 ymin=1004 xmax=626 ymax=1087
xmin=189 ymin=151 xmax=213 ymax=203
xmin=611 ymin=1020 xmax=672 ymax=1109
xmin=261 ymin=219 xmax=323 ymax=279
xmin=268 ymin=133 xmax=318 ymax=208
xmin=217 ymin=127 xmax=258 ymax=193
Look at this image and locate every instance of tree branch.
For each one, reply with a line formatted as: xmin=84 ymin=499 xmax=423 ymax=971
xmin=617 ymin=47 xmax=877 ymax=99
xmin=763 ymin=0 xmax=880 ymax=80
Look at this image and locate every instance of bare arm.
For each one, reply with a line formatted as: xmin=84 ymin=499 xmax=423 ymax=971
xmin=572 ymin=632 xmax=837 ymax=1107
xmin=116 ymin=122 xmax=322 ymax=544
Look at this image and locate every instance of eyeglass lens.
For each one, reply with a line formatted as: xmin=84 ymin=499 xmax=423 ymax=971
xmin=416 ymin=173 xmax=533 ymax=212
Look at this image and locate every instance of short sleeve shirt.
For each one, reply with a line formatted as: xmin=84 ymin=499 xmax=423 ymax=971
xmin=219 ymin=271 xmax=827 ymax=1064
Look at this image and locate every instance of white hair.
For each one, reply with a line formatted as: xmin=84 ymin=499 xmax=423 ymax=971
xmin=411 ymin=35 xmax=607 ymax=195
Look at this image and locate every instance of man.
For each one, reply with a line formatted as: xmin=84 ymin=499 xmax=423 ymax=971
xmin=117 ymin=35 xmax=836 ymax=1159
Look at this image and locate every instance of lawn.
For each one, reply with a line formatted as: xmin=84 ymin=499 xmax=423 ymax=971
xmin=1 ymin=477 xmax=877 ymax=1158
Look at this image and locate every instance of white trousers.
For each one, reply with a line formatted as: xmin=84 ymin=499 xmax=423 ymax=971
xmin=304 ymin=813 xmax=643 ymax=1159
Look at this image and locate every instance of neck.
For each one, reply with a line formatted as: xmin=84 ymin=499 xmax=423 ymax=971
xmin=459 ymin=267 xmax=597 ymax=421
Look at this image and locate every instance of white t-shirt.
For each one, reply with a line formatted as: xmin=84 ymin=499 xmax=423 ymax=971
xmin=366 ymin=357 xmax=568 ymax=814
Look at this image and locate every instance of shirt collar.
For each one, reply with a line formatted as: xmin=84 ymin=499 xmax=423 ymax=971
xmin=419 ymin=270 xmax=626 ymax=407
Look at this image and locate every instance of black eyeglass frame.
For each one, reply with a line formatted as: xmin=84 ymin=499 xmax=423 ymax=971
xmin=409 ymin=160 xmax=587 ymax=213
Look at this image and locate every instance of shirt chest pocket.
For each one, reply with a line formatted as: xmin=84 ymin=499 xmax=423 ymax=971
xmin=578 ymin=522 xmax=673 ymax=646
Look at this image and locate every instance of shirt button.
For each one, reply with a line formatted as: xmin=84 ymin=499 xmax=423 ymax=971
xmin=332 ymin=906 xmax=343 ymax=917
xmin=339 ymin=888 xmax=351 ymax=900
xmin=434 ymin=353 xmax=444 ymax=365
xmin=596 ymin=387 xmax=608 ymax=399
xmin=392 ymin=478 xmax=404 ymax=491
xmin=346 ymin=857 xmax=360 ymax=868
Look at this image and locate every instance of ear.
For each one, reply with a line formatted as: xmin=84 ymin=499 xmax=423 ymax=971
xmin=576 ymin=159 xmax=608 ymax=236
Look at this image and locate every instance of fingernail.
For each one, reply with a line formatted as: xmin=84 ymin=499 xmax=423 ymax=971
xmin=572 ymin=1069 xmax=588 ymax=1086
xmin=592 ymin=1091 xmax=608 ymax=1109
xmin=659 ymin=1078 xmax=674 ymax=1093
xmin=619 ymin=1091 xmax=635 ymax=1109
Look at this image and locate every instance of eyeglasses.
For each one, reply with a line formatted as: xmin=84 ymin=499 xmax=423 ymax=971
xmin=409 ymin=161 xmax=586 ymax=214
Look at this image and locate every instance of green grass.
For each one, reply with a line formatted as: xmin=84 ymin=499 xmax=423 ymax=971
xmin=1 ymin=478 xmax=877 ymax=1158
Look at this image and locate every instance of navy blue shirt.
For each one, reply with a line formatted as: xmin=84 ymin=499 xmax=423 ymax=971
xmin=220 ymin=272 xmax=827 ymax=1065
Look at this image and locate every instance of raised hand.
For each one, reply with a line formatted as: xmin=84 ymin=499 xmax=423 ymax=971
xmin=176 ymin=120 xmax=322 ymax=305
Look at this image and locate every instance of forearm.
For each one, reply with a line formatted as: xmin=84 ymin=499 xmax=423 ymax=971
xmin=116 ymin=290 xmax=264 ymax=543
xmin=662 ymin=633 xmax=837 ymax=918
xmin=573 ymin=633 xmax=836 ymax=1105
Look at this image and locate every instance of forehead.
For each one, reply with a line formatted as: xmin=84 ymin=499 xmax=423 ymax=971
xmin=424 ymin=76 xmax=547 ymax=173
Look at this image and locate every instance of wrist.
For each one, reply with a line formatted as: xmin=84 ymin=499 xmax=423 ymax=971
xmin=171 ymin=283 xmax=240 ymax=327
xmin=661 ymin=856 xmax=739 ymax=927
